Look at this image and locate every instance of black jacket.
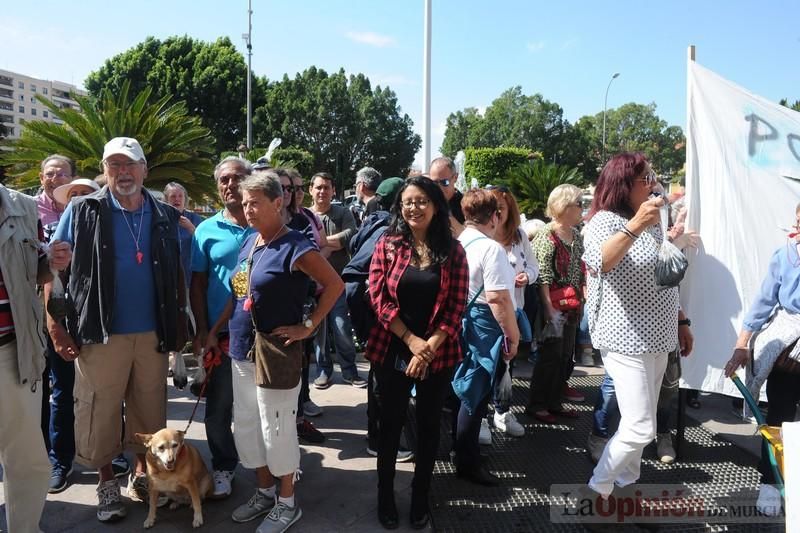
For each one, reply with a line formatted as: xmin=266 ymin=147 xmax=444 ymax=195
xmin=66 ymin=187 xmax=185 ymax=352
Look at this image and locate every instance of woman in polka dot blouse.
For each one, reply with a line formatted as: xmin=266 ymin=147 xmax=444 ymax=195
xmin=580 ymin=152 xmax=681 ymax=499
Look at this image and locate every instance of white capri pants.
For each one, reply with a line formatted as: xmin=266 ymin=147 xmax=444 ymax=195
xmin=232 ymin=358 xmax=301 ymax=477
xmin=589 ymin=350 xmax=668 ymax=497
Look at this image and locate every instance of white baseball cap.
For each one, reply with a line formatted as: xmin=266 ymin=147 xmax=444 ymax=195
xmin=102 ymin=137 xmax=146 ymax=163
xmin=53 ymin=178 xmax=101 ymax=205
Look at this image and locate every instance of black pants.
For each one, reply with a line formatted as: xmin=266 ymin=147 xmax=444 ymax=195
xmin=453 ymin=360 xmax=506 ymax=468
xmin=759 ymin=367 xmax=800 ymax=484
xmin=376 ymin=358 xmax=451 ymax=513
xmin=528 ymin=316 xmax=577 ymax=411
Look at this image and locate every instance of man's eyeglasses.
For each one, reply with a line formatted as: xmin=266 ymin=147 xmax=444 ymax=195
xmin=43 ymin=171 xmax=71 ymax=179
xmin=105 ymin=161 xmax=143 ymax=172
xmin=401 ymin=199 xmax=430 ymax=210
xmin=433 ymin=178 xmax=451 ymax=188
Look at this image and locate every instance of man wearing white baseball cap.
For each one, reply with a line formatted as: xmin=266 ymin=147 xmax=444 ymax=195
xmin=51 ymin=136 xmax=187 ymax=522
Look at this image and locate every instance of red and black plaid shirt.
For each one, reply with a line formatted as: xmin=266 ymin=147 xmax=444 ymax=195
xmin=366 ymin=234 xmax=469 ymax=372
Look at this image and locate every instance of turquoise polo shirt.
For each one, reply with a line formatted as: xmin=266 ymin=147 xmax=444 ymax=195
xmin=53 ymin=193 xmax=160 ymax=334
xmin=191 ymin=211 xmax=254 ymax=328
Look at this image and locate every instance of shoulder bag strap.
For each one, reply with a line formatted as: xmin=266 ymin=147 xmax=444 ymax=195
xmin=462 ymin=235 xmax=488 ymax=310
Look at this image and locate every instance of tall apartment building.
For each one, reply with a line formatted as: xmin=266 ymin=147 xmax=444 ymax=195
xmin=0 ymin=69 xmax=86 ymax=139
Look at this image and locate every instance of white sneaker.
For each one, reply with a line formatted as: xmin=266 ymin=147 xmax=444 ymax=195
xmin=580 ymin=349 xmax=595 ymax=367
xmin=656 ymin=433 xmax=676 ymax=464
xmin=479 ymin=418 xmax=492 ymax=445
xmin=303 ymin=400 xmax=323 ymax=417
xmin=493 ymin=411 xmax=525 ymax=437
xmin=212 ymin=470 xmax=235 ymax=499
xmin=756 ymin=484 xmax=782 ymax=517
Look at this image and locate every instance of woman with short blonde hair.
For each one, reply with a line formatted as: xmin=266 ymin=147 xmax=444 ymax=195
xmin=545 ymin=184 xmax=584 ymax=220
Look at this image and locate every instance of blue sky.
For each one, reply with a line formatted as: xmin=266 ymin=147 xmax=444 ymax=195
xmin=4 ymin=0 xmax=799 ymax=169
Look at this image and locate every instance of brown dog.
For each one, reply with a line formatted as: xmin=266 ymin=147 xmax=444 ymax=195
xmin=136 ymin=428 xmax=212 ymax=528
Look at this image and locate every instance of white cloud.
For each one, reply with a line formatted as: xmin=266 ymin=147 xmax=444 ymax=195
xmin=526 ymin=41 xmax=545 ymax=53
xmin=345 ymin=31 xmax=396 ymax=48
xmin=561 ymin=38 xmax=580 ymax=50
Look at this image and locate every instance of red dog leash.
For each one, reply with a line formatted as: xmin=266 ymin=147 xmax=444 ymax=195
xmin=183 ymin=344 xmax=223 ymax=434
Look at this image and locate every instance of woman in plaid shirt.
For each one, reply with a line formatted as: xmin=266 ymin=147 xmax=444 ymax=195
xmin=367 ymin=176 xmax=469 ymax=530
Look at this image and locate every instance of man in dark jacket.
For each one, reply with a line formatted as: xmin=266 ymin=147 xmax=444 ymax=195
xmin=52 ymin=137 xmax=185 ymax=523
xmin=341 ymin=177 xmax=414 ymax=460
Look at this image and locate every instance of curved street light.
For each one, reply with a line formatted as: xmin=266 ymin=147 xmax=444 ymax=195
xmin=602 ymin=72 xmax=620 ymax=164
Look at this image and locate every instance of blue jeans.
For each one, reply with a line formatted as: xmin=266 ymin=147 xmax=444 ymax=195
xmin=204 ymin=354 xmax=238 ymax=471
xmin=593 ymin=369 xmax=676 ymax=438
xmin=314 ymin=292 xmax=359 ymax=379
xmin=47 ymin=339 xmax=75 ymax=469
xmin=592 ymin=373 xmax=617 ymax=438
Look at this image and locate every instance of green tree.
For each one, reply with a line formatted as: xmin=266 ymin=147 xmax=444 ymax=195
xmin=0 ymin=81 xmax=216 ymax=199
xmin=440 ymin=107 xmax=482 ymax=157
xmin=441 ymin=87 xmax=582 ymax=169
xmin=576 ymin=102 xmax=685 ymax=179
xmin=780 ymin=98 xmax=800 ymax=112
xmin=254 ymin=67 xmax=420 ymax=187
xmin=500 ymin=159 xmax=584 ymax=219
xmin=85 ymin=36 xmax=262 ymax=154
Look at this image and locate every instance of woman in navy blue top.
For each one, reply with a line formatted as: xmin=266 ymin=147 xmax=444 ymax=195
xmin=206 ymin=170 xmax=342 ymax=531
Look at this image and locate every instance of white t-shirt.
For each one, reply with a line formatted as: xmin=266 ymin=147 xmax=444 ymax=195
xmin=458 ymin=226 xmax=516 ymax=308
xmin=582 ymin=210 xmax=679 ymax=355
xmin=506 ymin=228 xmax=538 ymax=308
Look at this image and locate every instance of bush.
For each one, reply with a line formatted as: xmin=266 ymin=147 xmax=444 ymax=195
xmin=501 ymin=159 xmax=584 ymax=219
xmin=464 ymin=147 xmax=538 ymax=186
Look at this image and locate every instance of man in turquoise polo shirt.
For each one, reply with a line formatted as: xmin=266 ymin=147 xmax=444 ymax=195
xmin=190 ymin=156 xmax=254 ymax=499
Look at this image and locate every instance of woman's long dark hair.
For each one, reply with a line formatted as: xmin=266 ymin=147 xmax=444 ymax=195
xmin=386 ymin=176 xmax=453 ymax=265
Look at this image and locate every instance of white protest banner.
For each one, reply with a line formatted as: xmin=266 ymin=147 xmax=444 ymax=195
xmin=680 ymin=60 xmax=800 ymax=397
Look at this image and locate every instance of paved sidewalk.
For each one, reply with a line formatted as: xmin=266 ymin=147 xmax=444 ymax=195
xmin=0 ymin=359 xmax=787 ymax=532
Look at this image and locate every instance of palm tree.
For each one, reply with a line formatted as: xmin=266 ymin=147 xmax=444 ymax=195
xmin=501 ymin=159 xmax=584 ymax=219
xmin=0 ymin=81 xmax=217 ymax=199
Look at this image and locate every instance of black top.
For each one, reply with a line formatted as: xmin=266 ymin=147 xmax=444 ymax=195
xmin=449 ymin=190 xmax=465 ymax=224
xmin=389 ymin=263 xmax=441 ymax=362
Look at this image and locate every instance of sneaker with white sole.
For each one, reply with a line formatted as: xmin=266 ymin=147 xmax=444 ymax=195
xmin=366 ymin=445 xmax=415 ymax=462
xmin=587 ymin=433 xmax=609 ymax=464
xmin=232 ymin=489 xmax=275 ymax=523
xmin=493 ymin=411 xmax=525 ymax=437
xmin=212 ymin=470 xmax=235 ymax=499
xmin=479 ymin=418 xmax=492 ymax=445
xmin=341 ymin=374 xmax=368 ymax=388
xmin=97 ymin=479 xmax=127 ymax=522
xmin=656 ymin=432 xmax=676 ymax=464
xmin=257 ymin=501 xmax=303 ymax=533
xmin=127 ymin=472 xmax=169 ymax=507
xmin=756 ymin=484 xmax=782 ymax=517
xmin=302 ymin=399 xmax=323 ymax=417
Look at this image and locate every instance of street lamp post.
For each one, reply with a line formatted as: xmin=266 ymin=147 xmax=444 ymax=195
xmin=243 ymin=0 xmax=253 ymax=150
xmin=601 ymin=72 xmax=620 ymax=163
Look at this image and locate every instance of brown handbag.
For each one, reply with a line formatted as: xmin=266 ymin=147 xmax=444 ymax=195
xmin=773 ymin=340 xmax=800 ymax=375
xmin=248 ymin=331 xmax=302 ymax=389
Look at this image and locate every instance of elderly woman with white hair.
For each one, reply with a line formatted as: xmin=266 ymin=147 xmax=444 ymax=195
xmin=206 ymin=170 xmax=343 ymax=533
xmin=527 ymin=184 xmax=586 ymax=423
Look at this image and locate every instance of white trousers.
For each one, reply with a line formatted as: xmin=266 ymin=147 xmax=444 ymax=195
xmin=589 ymin=350 xmax=668 ymax=497
xmin=0 ymin=340 xmax=49 ymax=533
xmin=231 ymin=359 xmax=301 ymax=477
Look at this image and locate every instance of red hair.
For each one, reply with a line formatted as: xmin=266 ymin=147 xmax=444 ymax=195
xmin=588 ymin=152 xmax=650 ymax=220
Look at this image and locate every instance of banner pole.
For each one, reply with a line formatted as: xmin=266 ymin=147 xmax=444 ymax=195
xmin=676 ymin=44 xmax=696 ymax=462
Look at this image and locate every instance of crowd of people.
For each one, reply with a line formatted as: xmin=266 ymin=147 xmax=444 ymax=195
xmin=0 ymin=137 xmax=791 ymax=533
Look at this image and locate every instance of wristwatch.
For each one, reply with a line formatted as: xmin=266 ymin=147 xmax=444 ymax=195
xmin=678 ymin=318 xmax=691 ymax=327
xmin=303 ymin=318 xmax=314 ymax=329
